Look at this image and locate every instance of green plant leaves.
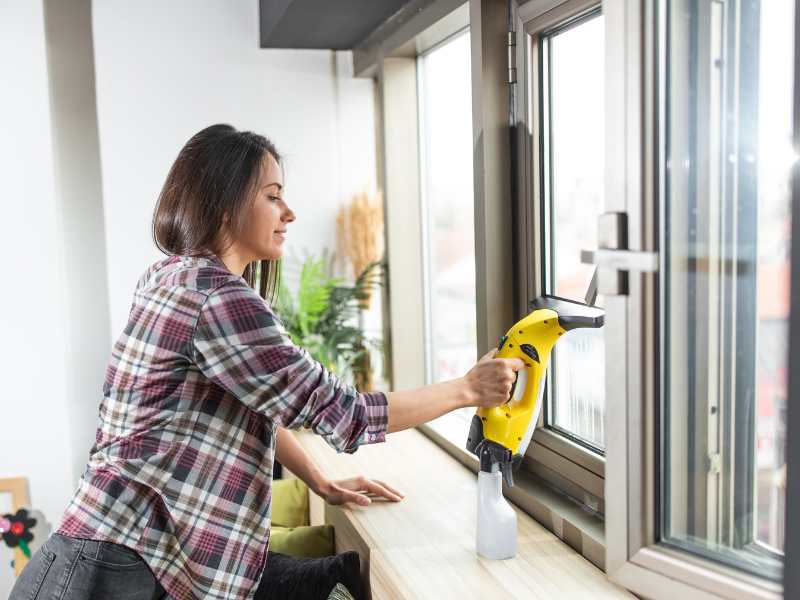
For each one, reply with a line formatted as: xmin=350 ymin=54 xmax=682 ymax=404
xmin=274 ymin=254 xmax=384 ymax=388
xmin=295 ymin=256 xmax=341 ymax=337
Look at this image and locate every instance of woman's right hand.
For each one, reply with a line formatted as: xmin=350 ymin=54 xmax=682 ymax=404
xmin=462 ymin=348 xmax=526 ymax=409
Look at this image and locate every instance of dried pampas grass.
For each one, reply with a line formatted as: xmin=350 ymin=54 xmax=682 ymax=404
xmin=336 ymin=191 xmax=384 ymax=308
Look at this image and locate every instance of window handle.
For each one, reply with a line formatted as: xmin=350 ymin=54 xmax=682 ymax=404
xmin=579 ymin=212 xmax=659 ymax=296
xmin=580 ymin=248 xmax=659 ymax=274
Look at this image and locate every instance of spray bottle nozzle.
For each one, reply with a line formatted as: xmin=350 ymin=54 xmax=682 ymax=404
xmin=476 ymin=440 xmax=520 ymax=487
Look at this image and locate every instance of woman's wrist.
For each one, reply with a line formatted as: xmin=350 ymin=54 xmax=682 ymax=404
xmin=306 ymin=468 xmax=330 ymax=498
xmin=453 ymin=377 xmax=477 ymax=409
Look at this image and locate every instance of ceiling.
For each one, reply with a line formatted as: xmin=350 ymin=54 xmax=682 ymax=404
xmin=259 ymin=0 xmax=411 ymax=49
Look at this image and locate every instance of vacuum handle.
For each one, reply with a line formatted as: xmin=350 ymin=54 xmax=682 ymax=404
xmin=474 ymin=340 xmax=547 ymax=455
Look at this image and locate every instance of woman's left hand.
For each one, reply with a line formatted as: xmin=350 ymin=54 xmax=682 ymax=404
xmin=319 ymin=476 xmax=404 ymax=507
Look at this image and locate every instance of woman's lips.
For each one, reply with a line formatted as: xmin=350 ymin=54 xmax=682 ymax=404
xmin=274 ymin=231 xmax=286 ymax=241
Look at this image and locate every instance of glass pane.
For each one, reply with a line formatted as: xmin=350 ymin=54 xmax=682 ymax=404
xmin=419 ymin=30 xmax=476 ymax=405
xmin=660 ymin=0 xmax=793 ymax=579
xmin=543 ymin=12 xmax=606 ymax=450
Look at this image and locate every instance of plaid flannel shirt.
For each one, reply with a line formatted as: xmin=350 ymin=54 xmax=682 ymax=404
xmin=56 ymin=255 xmax=389 ymax=600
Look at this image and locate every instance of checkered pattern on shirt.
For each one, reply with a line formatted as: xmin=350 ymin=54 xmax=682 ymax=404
xmin=56 ymin=255 xmax=389 ymax=600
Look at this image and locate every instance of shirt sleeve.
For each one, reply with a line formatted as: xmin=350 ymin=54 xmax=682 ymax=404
xmin=192 ymin=280 xmax=388 ymax=454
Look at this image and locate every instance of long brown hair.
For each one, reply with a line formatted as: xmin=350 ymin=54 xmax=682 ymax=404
xmin=152 ymin=124 xmax=282 ymax=305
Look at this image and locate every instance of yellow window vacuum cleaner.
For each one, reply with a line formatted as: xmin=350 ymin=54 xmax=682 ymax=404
xmin=466 ymin=292 xmax=604 ymax=559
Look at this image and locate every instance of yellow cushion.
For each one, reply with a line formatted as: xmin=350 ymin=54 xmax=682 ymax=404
xmin=272 ymin=478 xmax=309 ymax=528
xmin=269 ymin=525 xmax=335 ymax=558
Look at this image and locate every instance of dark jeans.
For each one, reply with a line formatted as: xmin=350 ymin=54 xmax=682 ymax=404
xmin=9 ymin=533 xmax=363 ymax=600
xmin=9 ymin=532 xmax=168 ymax=600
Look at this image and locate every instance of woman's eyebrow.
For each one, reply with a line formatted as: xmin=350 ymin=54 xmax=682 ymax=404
xmin=261 ymin=182 xmax=283 ymax=192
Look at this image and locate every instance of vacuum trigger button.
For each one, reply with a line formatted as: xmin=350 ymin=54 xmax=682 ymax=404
xmin=520 ymin=344 xmax=540 ymax=363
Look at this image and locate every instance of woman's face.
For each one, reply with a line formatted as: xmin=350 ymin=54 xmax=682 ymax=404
xmin=236 ymin=152 xmax=295 ymax=262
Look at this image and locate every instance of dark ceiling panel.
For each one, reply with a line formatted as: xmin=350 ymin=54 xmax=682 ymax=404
xmin=259 ymin=0 xmax=410 ymax=49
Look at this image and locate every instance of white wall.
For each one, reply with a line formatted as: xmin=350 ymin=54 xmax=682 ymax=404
xmin=0 ymin=1 xmax=81 ymax=593
xmin=0 ymin=0 xmax=72 ymax=503
xmin=43 ymin=0 xmax=113 ymax=508
xmin=91 ymin=0 xmax=380 ymax=336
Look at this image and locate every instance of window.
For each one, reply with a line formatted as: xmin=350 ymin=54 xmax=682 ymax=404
xmin=375 ymin=1 xmax=475 ymax=449
xmin=414 ymin=1 xmax=609 ymax=517
xmin=519 ymin=0 xmax=607 ymax=509
xmin=418 ymin=30 xmax=476 ymax=411
xmin=604 ymin=0 xmax=796 ymax=597
xmin=660 ymin=0 xmax=792 ymax=581
xmin=540 ymin=9 xmax=606 ymax=452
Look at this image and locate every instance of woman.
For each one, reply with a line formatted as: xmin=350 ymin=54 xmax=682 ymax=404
xmin=10 ymin=124 xmax=523 ymax=600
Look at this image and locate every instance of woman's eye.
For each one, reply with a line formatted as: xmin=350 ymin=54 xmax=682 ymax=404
xmin=268 ymin=195 xmax=281 ymax=203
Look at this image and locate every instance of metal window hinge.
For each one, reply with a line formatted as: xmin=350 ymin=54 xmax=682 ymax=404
xmin=706 ymin=453 xmax=721 ymax=474
xmin=507 ymin=31 xmax=517 ymax=85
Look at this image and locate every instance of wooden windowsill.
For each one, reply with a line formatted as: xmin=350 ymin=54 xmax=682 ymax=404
xmin=290 ymin=428 xmax=633 ymax=599
xmin=418 ymin=419 xmax=608 ymax=569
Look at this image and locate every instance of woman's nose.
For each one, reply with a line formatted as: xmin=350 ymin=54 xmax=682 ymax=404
xmin=284 ymin=207 xmax=296 ymax=223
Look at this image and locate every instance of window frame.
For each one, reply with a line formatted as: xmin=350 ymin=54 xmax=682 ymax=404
xmin=784 ymin=0 xmax=800 ymax=584
xmin=371 ymin=1 xmax=471 ymax=396
xmin=517 ymin=0 xmax=607 ymax=512
xmin=603 ymin=0 xmax=797 ymax=598
xmin=539 ymin=4 xmax=606 ymax=456
xmin=657 ymin=0 xmax=786 ymax=577
xmin=369 ymin=0 xmax=517 ymax=478
xmin=786 ymin=0 xmax=800 ymax=588
xmin=416 ymin=25 xmax=474 ymax=388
